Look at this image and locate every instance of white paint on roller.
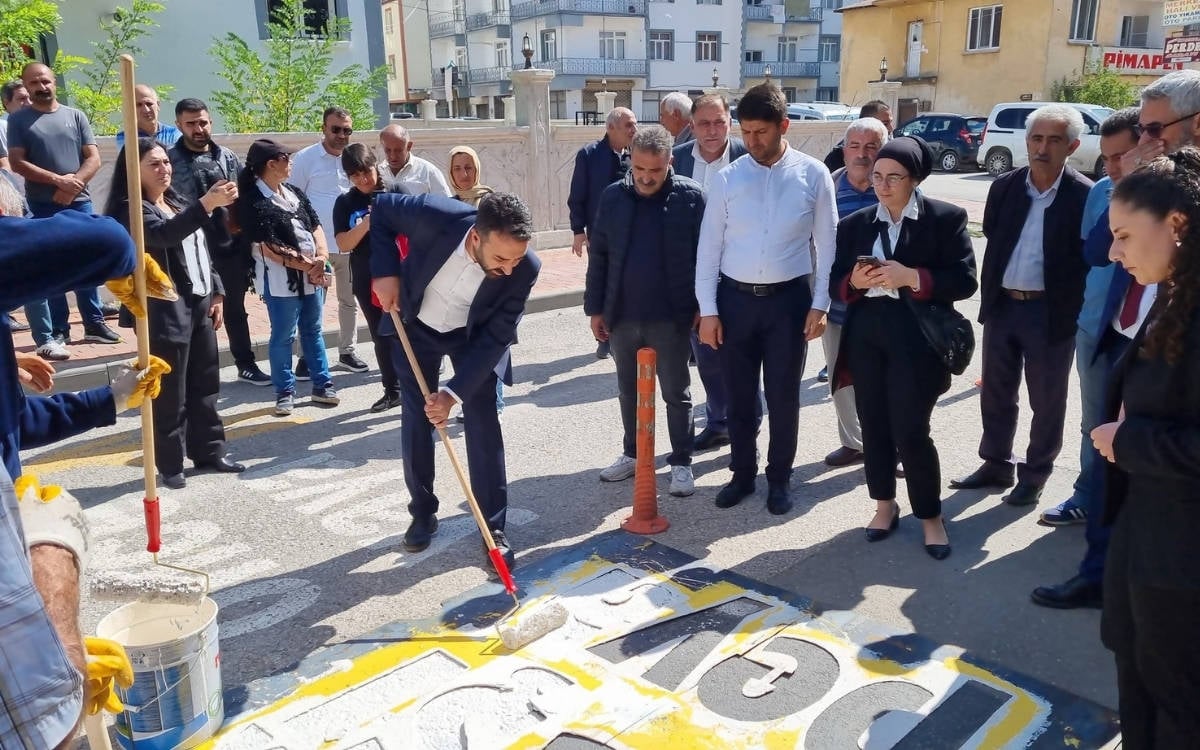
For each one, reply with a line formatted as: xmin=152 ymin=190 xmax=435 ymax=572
xmin=498 ymin=600 xmax=570 ymax=650
xmin=89 ymin=569 xmax=205 ymax=605
xmin=214 ymin=578 xmax=321 ymax=639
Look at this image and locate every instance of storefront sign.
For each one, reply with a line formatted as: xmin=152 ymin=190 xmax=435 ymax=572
xmin=1165 ymin=36 xmax=1200 ymax=64
xmin=1165 ymin=0 xmax=1200 ymax=28
xmin=1100 ymin=47 xmax=1185 ymax=74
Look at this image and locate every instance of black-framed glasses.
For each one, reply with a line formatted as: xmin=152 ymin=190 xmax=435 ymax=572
xmin=1136 ymin=111 xmax=1200 ymax=140
xmin=329 ymin=125 xmax=353 ymax=136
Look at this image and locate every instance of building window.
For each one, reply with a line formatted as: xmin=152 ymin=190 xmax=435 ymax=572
xmin=782 ymin=86 xmax=796 ymax=102
xmin=817 ymin=86 xmax=839 ymax=101
xmin=266 ymin=0 xmax=348 ymax=37
xmin=744 ymin=49 xmax=763 ymax=62
xmin=492 ymin=0 xmax=507 ymax=12
xmin=384 ymin=8 xmax=394 ymax=34
xmin=387 ymin=54 xmax=397 ymax=79
xmin=819 ymin=35 xmax=840 ymax=63
xmin=696 ymin=32 xmax=720 ymax=62
xmin=967 ymin=5 xmax=1002 ymax=51
xmin=778 ymin=36 xmax=797 ymax=62
xmin=649 ymin=30 xmax=674 ymax=60
xmin=455 ymin=46 xmax=467 ymax=70
xmin=822 ymin=0 xmax=841 ymax=8
xmin=698 ymin=0 xmax=722 ymax=5
xmin=600 ymin=30 xmax=627 ymax=59
xmin=495 ymin=41 xmax=510 ymax=68
xmin=1069 ymin=0 xmax=1098 ymax=42
xmin=452 ymin=0 xmax=464 ymax=20
xmin=541 ymin=29 xmax=556 ymax=60
xmin=1120 ymin=15 xmax=1149 ymax=47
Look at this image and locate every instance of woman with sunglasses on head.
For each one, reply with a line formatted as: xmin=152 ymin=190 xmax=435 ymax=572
xmin=234 ymin=138 xmax=338 ymax=417
xmin=1093 ymin=148 xmax=1200 ymax=748
xmin=104 ymin=137 xmax=245 ymax=489
xmin=830 ymin=135 xmax=977 ymax=559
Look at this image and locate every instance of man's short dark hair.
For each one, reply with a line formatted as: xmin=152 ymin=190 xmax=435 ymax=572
xmin=476 ymin=192 xmax=532 ymax=242
xmin=175 ymin=97 xmax=209 ymax=117
xmin=860 ymin=100 xmax=891 ymax=118
xmin=1100 ymin=106 xmax=1140 ymax=139
xmin=323 ymin=106 xmax=352 ymax=123
xmin=1 ymin=80 xmax=25 ymax=105
xmin=736 ymin=83 xmax=787 ymax=124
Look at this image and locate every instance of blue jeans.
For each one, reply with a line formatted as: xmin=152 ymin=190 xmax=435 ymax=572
xmin=263 ymin=283 xmax=331 ymax=395
xmin=27 ymin=200 xmax=103 ymax=338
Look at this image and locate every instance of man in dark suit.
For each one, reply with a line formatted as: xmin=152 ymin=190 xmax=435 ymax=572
xmin=568 ymin=107 xmax=636 ymax=358
xmin=370 ymin=193 xmax=541 ymax=566
xmin=671 ymin=93 xmax=758 ymax=451
xmin=952 ymin=105 xmax=1094 ymax=505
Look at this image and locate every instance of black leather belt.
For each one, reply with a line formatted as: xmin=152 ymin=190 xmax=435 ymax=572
xmin=1002 ymin=288 xmax=1045 ymax=301
xmin=720 ymin=274 xmax=805 ymax=297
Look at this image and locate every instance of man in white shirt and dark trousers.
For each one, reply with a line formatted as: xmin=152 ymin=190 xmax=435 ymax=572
xmin=289 ymin=106 xmax=369 ymax=375
xmin=696 ymin=83 xmax=838 ymax=515
xmin=378 ymin=124 xmax=453 ymax=196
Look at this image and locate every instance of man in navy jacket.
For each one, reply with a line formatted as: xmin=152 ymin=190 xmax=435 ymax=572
xmin=370 ymin=192 xmax=540 ymax=565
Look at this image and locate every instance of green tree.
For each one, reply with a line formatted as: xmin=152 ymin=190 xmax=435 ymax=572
xmin=1051 ymin=61 xmax=1138 ymax=111
xmin=0 ymin=0 xmax=61 ymax=84
xmin=209 ymin=0 xmax=385 ymax=133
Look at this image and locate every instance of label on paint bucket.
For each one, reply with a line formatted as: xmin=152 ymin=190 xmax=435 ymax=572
xmin=96 ymin=597 xmax=224 ymax=750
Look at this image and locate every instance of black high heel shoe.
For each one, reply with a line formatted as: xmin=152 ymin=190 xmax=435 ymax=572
xmin=865 ymin=504 xmax=900 ymax=542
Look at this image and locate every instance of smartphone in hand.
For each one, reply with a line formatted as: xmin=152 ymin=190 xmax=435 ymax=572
xmin=856 ymin=255 xmax=884 ymax=268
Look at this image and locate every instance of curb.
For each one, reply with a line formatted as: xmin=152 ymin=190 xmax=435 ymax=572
xmin=42 ymin=288 xmax=586 ymax=394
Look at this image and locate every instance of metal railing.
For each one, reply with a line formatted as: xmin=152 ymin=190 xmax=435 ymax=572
xmin=466 ymin=10 xmax=511 ymax=29
xmin=429 ymin=18 xmax=465 ymax=37
xmin=511 ymin=0 xmax=646 ymax=19
xmin=538 ymin=57 xmax=648 ymax=76
xmin=467 ymin=66 xmax=512 ymax=83
xmin=742 ymin=3 xmax=821 ymax=22
xmin=742 ymin=60 xmax=820 ymax=78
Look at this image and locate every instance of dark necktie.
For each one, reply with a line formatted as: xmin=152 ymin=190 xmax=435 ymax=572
xmin=1119 ymin=280 xmax=1145 ymax=329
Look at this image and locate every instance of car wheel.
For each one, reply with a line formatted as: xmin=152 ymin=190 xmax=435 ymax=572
xmin=1094 ymin=156 xmax=1107 ymax=179
xmin=939 ymin=150 xmax=960 ymax=172
xmin=986 ymin=149 xmax=1013 ymax=176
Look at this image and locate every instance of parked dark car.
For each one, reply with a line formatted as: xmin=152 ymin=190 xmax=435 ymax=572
xmin=894 ymin=113 xmax=987 ymax=172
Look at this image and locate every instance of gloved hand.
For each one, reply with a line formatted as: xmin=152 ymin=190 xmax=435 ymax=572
xmin=111 ymin=355 xmax=172 ymax=412
xmin=84 ymin=636 xmax=134 ymax=715
xmin=104 ymin=253 xmax=178 ymax=318
xmin=14 ymin=474 xmax=89 ymax=570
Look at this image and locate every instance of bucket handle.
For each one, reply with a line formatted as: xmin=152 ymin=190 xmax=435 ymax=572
xmin=119 ymin=631 xmax=217 ymax=715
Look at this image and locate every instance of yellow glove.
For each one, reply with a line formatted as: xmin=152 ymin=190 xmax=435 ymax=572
xmin=84 ymin=636 xmax=134 ymax=715
xmin=111 ymin=355 xmax=173 ymax=412
xmin=104 ymin=254 xmax=179 ymax=318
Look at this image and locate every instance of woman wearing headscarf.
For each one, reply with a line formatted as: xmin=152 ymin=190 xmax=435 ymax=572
xmin=830 ymin=135 xmax=978 ymax=559
xmin=105 ymin=137 xmax=245 ymax=489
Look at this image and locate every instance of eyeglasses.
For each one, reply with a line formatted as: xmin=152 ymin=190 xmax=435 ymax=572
xmin=870 ymin=172 xmax=908 ymax=186
xmin=329 ymin=125 xmax=353 ymax=136
xmin=1135 ymin=111 xmax=1200 ymax=140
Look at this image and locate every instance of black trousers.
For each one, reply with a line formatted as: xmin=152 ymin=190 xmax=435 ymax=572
xmin=212 ymin=251 xmax=256 ymax=371
xmin=716 ymin=276 xmax=810 ymax=486
xmin=393 ymin=319 xmax=507 ymax=530
xmin=846 ymin=297 xmax=949 ymax=518
xmin=979 ymin=296 xmax=1076 ymax=485
xmin=609 ymin=319 xmax=693 ymax=466
xmin=1103 ymin=513 xmax=1200 ymax=749
xmin=149 ymin=295 xmax=226 ymax=475
xmin=353 ymin=284 xmax=399 ymax=394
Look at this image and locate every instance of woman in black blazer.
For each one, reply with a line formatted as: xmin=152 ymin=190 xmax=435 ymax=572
xmin=830 ymin=136 xmax=977 ymax=559
xmin=105 ymin=138 xmax=244 ymax=489
xmin=1092 ymin=149 xmax=1200 ymax=748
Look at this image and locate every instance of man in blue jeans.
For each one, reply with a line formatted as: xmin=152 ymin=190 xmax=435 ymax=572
xmin=8 ymin=62 xmax=121 ymax=360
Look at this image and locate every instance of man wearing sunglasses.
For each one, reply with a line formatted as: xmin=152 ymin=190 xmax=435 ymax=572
xmin=1126 ymin=70 xmax=1200 ymax=168
xmin=290 ymin=106 xmax=370 ymax=375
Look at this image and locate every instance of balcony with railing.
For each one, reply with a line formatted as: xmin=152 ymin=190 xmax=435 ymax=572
xmin=429 ymin=17 xmax=465 ymax=37
xmin=466 ymin=10 xmax=510 ymax=30
xmin=742 ymin=60 xmax=820 ymax=78
xmin=537 ymin=57 xmax=647 ymax=76
xmin=743 ymin=3 xmax=821 ymax=22
xmin=511 ymin=0 xmax=645 ymax=20
xmin=467 ymin=66 xmax=513 ymax=83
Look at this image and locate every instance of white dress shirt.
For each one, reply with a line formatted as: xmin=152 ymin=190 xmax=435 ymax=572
xmin=182 ymin=227 xmax=212 ymax=297
xmin=288 ymin=141 xmax=349 ymax=252
xmin=689 ymin=139 xmax=732 ymax=191
xmin=864 ymin=192 xmax=921 ymax=299
xmin=1112 ymin=282 xmax=1157 ymax=338
xmin=1002 ymin=168 xmax=1064 ymax=291
xmin=418 ymin=235 xmax=486 ymax=333
xmin=695 ymin=143 xmax=838 ymax=316
xmin=379 ymin=155 xmax=453 ymax=197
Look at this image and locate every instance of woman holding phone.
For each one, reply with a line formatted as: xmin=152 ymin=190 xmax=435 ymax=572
xmin=830 ymin=136 xmax=977 ymax=559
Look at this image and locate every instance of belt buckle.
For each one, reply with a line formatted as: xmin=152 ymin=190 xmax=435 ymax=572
xmin=752 ymin=284 xmax=770 ymax=296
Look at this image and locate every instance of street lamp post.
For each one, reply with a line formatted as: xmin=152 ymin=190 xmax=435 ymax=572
xmin=764 ymin=63 xmax=772 ymax=84
xmin=878 ymin=56 xmax=888 ymax=82
xmin=712 ymin=67 xmax=719 ymax=88
xmin=522 ymin=33 xmax=533 ymax=69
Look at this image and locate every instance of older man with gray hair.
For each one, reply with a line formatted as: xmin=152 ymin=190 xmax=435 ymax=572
xmin=584 ymin=124 xmax=706 ymax=496
xmin=378 ymin=124 xmax=452 ymax=196
xmin=659 ymin=92 xmax=694 ymax=146
xmin=952 ymin=104 xmax=1093 ymax=506
xmin=1128 ymin=69 xmax=1200 ymax=165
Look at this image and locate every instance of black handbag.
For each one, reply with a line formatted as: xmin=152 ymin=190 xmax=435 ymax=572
xmin=877 ymin=221 xmax=975 ymax=375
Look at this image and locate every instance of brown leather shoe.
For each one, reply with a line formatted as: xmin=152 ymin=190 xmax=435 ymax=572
xmin=824 ymin=446 xmax=864 ymax=467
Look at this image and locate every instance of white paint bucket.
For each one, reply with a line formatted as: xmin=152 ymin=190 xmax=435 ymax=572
xmin=95 ymin=597 xmax=224 ymax=750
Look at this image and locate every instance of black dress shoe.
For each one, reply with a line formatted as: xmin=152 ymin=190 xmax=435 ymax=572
xmin=195 ymin=455 xmax=245 ymax=473
xmin=161 ymin=472 xmax=186 ymax=489
xmin=693 ymin=428 xmax=731 ymax=452
xmin=817 ymin=365 xmax=829 ymax=383
xmin=487 ymin=529 xmax=516 ymax=571
xmin=403 ymin=514 xmax=439 ymax=552
xmin=925 ymin=543 xmax=952 ymax=560
xmin=595 ymin=340 xmax=610 ymax=359
xmin=715 ymin=477 xmax=755 ymax=508
xmin=949 ymin=463 xmax=1014 ymax=490
xmin=1004 ymin=482 xmax=1044 ymax=506
xmin=1030 ymin=575 xmax=1103 ymax=609
xmin=766 ymin=483 xmax=793 ymax=515
xmin=865 ymin=504 xmax=900 ymax=542
xmin=824 ymin=445 xmax=864 ymax=467
xmin=371 ymin=392 xmax=402 ymax=413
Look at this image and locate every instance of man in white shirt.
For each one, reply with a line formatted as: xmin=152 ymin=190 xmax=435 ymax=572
xmin=290 ymin=106 xmax=369 ymax=374
xmin=378 ymin=124 xmax=453 ymax=196
xmin=695 ymin=83 xmax=838 ymax=515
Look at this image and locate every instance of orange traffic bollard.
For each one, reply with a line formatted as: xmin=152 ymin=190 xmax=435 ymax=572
xmin=622 ymin=347 xmax=670 ymax=534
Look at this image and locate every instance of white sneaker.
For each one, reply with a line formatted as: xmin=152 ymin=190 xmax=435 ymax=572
xmin=669 ymin=465 xmax=695 ymax=497
xmin=599 ymin=455 xmax=636 ymax=482
xmin=35 ymin=340 xmax=70 ymax=361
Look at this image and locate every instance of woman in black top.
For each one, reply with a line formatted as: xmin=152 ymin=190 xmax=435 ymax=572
xmin=1094 ymin=149 xmax=1200 ymax=748
xmin=333 ymin=143 xmax=399 ymax=413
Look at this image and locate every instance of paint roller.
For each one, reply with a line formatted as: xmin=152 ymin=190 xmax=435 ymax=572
xmin=388 ymin=309 xmax=567 ymax=649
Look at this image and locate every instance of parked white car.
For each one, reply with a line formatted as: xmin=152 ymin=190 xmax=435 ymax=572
xmin=977 ymin=101 xmax=1113 ymax=178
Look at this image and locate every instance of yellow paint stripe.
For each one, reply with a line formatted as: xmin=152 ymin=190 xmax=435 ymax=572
xmin=945 ymin=657 xmax=1044 ymax=748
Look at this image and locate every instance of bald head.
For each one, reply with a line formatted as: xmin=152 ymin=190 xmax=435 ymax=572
xmin=606 ymin=107 xmax=637 ymax=151
xmin=20 ymin=63 xmax=56 ymax=110
xmin=380 ymin=124 xmax=414 ymax=171
xmin=134 ymin=84 xmax=163 ymax=133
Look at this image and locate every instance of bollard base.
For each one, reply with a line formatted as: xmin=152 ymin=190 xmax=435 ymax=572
xmin=622 ymin=514 xmax=670 ymax=535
